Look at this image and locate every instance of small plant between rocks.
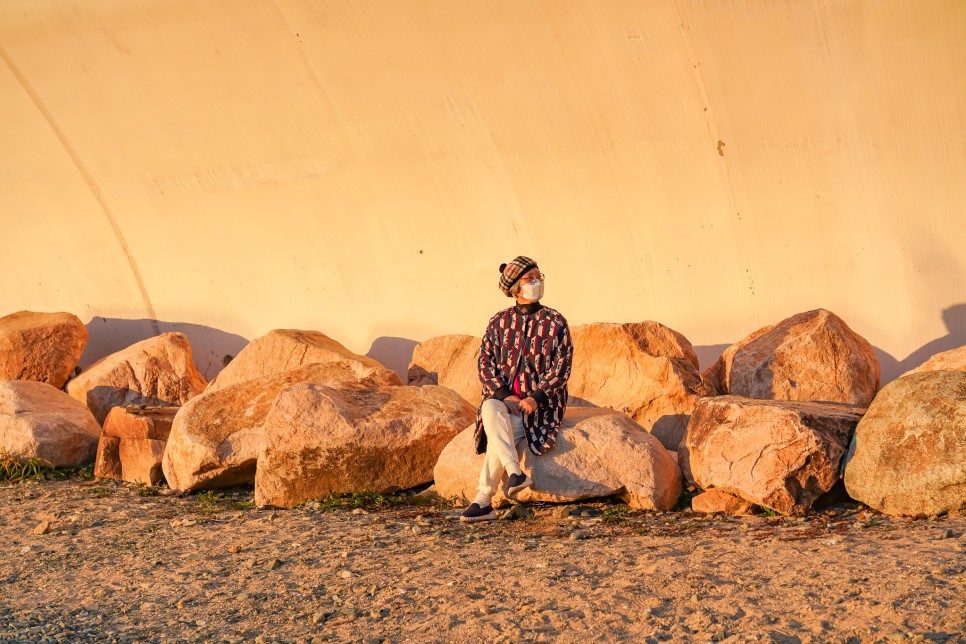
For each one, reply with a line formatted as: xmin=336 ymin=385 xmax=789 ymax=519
xmin=0 ymin=454 xmax=51 ymax=482
xmin=0 ymin=452 xmax=95 ymax=483
xmin=194 ymin=489 xmax=255 ymax=513
xmin=306 ymin=490 xmax=432 ymax=512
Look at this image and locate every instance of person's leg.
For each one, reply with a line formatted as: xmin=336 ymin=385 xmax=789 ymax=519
xmin=463 ymin=400 xmax=532 ymax=521
xmin=505 ymin=411 xmax=532 ymax=496
xmin=476 ymin=399 xmax=524 ymax=501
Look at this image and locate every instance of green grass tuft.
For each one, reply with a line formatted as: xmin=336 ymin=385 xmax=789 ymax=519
xmin=0 ymin=452 xmax=97 ymax=483
xmin=0 ymin=454 xmax=51 ymax=482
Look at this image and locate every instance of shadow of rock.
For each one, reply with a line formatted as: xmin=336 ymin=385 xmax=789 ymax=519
xmin=81 ymin=317 xmax=249 ymax=382
xmin=366 ymin=336 xmax=419 ymax=380
xmin=567 ymin=396 xmax=600 ymax=408
xmin=651 ymin=413 xmax=691 ymax=451
xmin=873 ymin=346 xmax=901 ymax=385
xmin=813 ymin=479 xmax=853 ymax=509
xmin=693 ymin=343 xmax=730 ymax=371
xmin=897 ymin=303 xmax=966 ymax=375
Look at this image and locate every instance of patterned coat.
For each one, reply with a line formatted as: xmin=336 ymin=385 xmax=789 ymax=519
xmin=475 ymin=303 xmax=573 ymax=456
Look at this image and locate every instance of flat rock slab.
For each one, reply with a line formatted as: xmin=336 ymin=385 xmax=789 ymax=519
xmin=702 ymin=308 xmax=879 ymax=406
xmin=102 ymin=405 xmax=178 ymax=440
xmin=66 ymin=332 xmax=206 ymax=424
xmin=255 ymin=382 xmax=474 ymax=507
xmin=0 ymin=380 xmax=100 ymax=467
xmin=0 ymin=311 xmax=87 ymax=389
xmin=434 ymin=407 xmax=683 ymax=511
xmin=685 ymin=396 xmax=865 ymax=516
xmin=844 ymin=371 xmax=966 ymax=516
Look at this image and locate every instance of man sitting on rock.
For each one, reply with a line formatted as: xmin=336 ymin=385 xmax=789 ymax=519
xmin=461 ymin=256 xmax=574 ymax=522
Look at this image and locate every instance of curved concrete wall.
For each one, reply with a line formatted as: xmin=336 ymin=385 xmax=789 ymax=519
xmin=1 ymin=1 xmax=964 ymax=381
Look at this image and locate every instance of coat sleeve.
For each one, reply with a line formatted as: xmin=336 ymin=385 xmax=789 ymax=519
xmin=532 ymin=320 xmax=573 ymax=407
xmin=478 ymin=319 xmax=513 ymax=400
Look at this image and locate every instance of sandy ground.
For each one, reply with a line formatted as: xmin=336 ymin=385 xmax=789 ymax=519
xmin=1 ymin=477 xmax=965 ymax=644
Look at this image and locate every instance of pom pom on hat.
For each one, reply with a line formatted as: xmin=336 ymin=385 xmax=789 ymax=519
xmin=499 ymin=263 xmax=507 ymax=273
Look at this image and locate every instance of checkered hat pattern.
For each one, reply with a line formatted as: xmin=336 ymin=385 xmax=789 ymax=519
xmin=498 ymin=256 xmax=538 ymax=297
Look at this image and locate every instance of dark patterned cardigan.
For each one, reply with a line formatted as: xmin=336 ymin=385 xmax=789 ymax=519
xmin=474 ymin=303 xmax=574 ymax=456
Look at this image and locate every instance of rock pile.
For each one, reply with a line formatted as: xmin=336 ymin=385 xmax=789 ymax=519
xmin=94 ymin=406 xmax=177 ymax=486
xmin=3 ymin=307 xmax=965 ymax=521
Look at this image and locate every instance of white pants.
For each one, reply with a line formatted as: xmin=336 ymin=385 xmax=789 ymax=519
xmin=477 ymin=398 xmax=527 ymax=500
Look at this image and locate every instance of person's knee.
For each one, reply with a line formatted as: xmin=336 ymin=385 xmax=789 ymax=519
xmin=481 ymin=398 xmax=509 ymax=418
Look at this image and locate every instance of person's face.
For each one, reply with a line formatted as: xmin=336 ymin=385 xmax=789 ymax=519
xmin=516 ymin=268 xmax=545 ymax=302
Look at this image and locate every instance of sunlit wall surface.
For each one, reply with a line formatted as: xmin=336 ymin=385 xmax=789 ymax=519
xmin=2 ymin=1 xmax=964 ymax=381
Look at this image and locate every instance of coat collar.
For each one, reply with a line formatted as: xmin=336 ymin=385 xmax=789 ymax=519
xmin=513 ymin=302 xmax=544 ymax=316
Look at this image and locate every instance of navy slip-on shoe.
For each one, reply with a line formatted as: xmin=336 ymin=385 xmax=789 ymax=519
xmin=506 ymin=472 xmax=533 ymax=498
xmin=460 ymin=503 xmax=497 ymax=522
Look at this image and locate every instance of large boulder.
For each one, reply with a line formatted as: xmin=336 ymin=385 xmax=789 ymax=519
xmin=702 ymin=309 xmax=879 ymax=406
xmin=0 ymin=311 xmax=88 ymax=389
xmin=407 ymin=334 xmax=481 ymax=406
xmin=902 ymin=345 xmax=966 ymax=377
xmin=685 ymin=396 xmax=865 ymax=515
xmin=162 ymin=362 xmax=401 ymax=492
xmin=66 ymin=332 xmax=207 ymax=425
xmin=568 ymin=322 xmax=715 ymax=450
xmin=207 ymin=329 xmax=400 ymax=393
xmin=0 ymin=380 xmax=100 ymax=466
xmin=94 ymin=406 xmax=177 ymax=485
xmin=255 ymin=383 xmax=474 ymax=507
xmin=434 ymin=407 xmax=683 ymax=510
xmin=844 ymin=371 xmax=966 ymax=516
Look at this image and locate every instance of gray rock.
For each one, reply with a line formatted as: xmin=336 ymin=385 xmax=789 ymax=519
xmin=570 ymin=530 xmax=586 ymax=541
xmin=265 ymin=558 xmax=283 ymax=571
xmin=503 ymin=505 xmax=534 ymax=520
xmin=553 ymin=505 xmax=575 ymax=519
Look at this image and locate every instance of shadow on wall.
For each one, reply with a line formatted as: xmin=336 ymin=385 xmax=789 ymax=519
xmin=366 ymin=336 xmax=419 ymax=380
xmin=80 ymin=317 xmax=250 ymax=382
xmin=874 ymin=304 xmax=966 ymax=383
xmin=692 ymin=344 xmax=730 ymax=372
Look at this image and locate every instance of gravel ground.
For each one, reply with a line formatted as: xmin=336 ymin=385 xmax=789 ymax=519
xmin=2 ymin=477 xmax=966 ymax=643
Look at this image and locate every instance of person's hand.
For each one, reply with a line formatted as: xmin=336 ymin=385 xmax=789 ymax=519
xmin=519 ymin=397 xmax=538 ymax=414
xmin=504 ymin=395 xmax=522 ymax=415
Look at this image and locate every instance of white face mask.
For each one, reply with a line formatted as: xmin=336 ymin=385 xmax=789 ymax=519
xmin=520 ymin=280 xmax=544 ymax=301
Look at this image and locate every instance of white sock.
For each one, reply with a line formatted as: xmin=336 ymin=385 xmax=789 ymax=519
xmin=505 ymin=462 xmax=523 ymax=477
xmin=472 ymin=491 xmax=492 ymax=507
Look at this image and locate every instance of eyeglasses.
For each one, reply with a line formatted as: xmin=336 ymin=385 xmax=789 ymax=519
xmin=519 ymin=272 xmax=545 ymax=284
